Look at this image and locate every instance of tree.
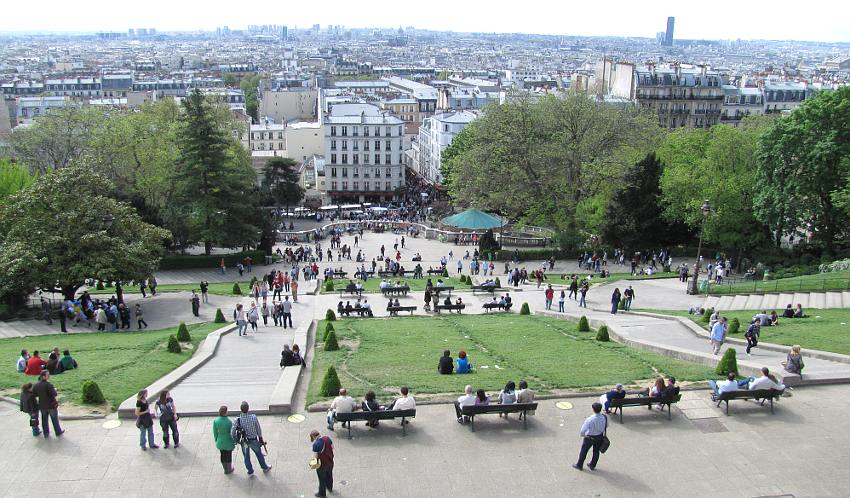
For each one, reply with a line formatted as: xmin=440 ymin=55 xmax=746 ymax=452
xmin=0 ymin=167 xmax=170 ymax=301
xmin=756 ymin=87 xmax=850 ymax=252
xmin=264 ymin=157 xmax=304 ymax=212
xmin=715 ymin=348 xmax=739 ymax=376
xmin=239 ymin=74 xmax=263 ymax=123
xmin=173 ymin=90 xmax=261 ymax=254
xmin=0 ymin=159 xmax=34 ymax=204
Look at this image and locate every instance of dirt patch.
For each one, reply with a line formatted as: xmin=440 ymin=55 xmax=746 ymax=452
xmin=338 ymin=339 xmax=360 ymax=352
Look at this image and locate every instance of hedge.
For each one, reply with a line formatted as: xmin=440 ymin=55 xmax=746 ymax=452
xmin=81 ymin=380 xmax=105 ymax=404
xmin=158 ymin=250 xmax=266 ymax=270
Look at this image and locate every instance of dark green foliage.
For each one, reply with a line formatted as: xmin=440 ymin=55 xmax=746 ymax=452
xmin=325 ymin=309 xmax=337 ymax=321
xmin=232 ymin=283 xmax=242 ymax=295
xmin=519 ymin=303 xmax=530 ymax=315
xmin=715 ymin=348 xmax=739 ymax=376
xmin=319 ymin=366 xmax=342 ymax=397
xmin=81 ymin=380 xmax=106 ymax=404
xmin=176 ymin=322 xmax=191 ymax=342
xmin=702 ymin=307 xmax=714 ymax=323
xmin=214 ymin=308 xmax=226 ymax=323
xmin=324 ymin=279 xmax=334 ymax=292
xmin=494 ymin=277 xmax=501 ymax=287
xmin=618 ymin=297 xmax=625 ymax=310
xmin=249 ymin=276 xmax=258 ymax=289
xmin=478 ymin=229 xmax=500 ymax=253
xmin=167 ymin=335 xmax=181 ymax=353
xmin=95 ymin=281 xmax=105 ymax=290
xmin=442 ymin=267 xmax=449 ymax=277
xmin=263 ymin=157 xmax=305 ymax=212
xmin=324 ymin=330 xmax=339 ymax=351
xmin=728 ymin=317 xmax=740 ymax=335
xmin=158 ymin=250 xmax=265 ymax=270
xmin=578 ymin=316 xmax=590 ymax=332
xmin=324 ymin=322 xmax=335 ymax=341
xmin=596 ymin=325 xmax=610 ymax=342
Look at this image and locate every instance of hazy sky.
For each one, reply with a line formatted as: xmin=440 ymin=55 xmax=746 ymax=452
xmin=2 ymin=0 xmax=849 ymax=43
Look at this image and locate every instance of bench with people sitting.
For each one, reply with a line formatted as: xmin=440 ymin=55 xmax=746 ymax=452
xmin=426 ymin=268 xmax=446 ymax=276
xmin=435 ymin=297 xmax=466 ymax=314
xmin=339 ymin=282 xmax=364 ymax=296
xmin=387 ymin=303 xmax=417 ymax=316
xmin=431 ymin=285 xmax=454 ymax=297
xmin=381 ymin=285 xmax=410 ymax=297
xmin=483 ymin=301 xmax=512 ymax=312
xmin=328 ymin=387 xmax=417 ymax=438
xmin=453 ymin=382 xmax=537 ymax=432
xmin=710 ymin=369 xmax=786 ymax=415
xmin=332 ymin=271 xmax=348 ymax=278
xmin=378 ymin=270 xmax=415 ymax=278
xmin=337 ymin=300 xmax=374 ymax=317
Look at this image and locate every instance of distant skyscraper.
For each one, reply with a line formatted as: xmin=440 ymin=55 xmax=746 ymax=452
xmin=281 ymin=25 xmax=288 ymax=40
xmin=664 ymin=17 xmax=675 ymax=46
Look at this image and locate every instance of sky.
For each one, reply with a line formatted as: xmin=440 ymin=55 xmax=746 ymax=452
xmin=2 ymin=0 xmax=849 ymax=43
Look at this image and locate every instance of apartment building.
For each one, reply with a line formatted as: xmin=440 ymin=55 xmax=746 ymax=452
xmin=720 ymin=85 xmax=764 ymax=126
xmin=416 ymin=110 xmax=477 ymax=184
xmin=634 ymin=65 xmax=724 ymax=129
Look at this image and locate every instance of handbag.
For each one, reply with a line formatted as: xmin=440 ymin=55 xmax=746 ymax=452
xmin=599 ymin=415 xmax=611 ymax=453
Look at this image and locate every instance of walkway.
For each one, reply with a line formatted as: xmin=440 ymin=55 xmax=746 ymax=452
xmin=703 ymin=290 xmax=850 ymax=311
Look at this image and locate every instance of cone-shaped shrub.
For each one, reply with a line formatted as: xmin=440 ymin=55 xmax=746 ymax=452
xmin=324 ymin=279 xmax=334 ymax=292
xmin=494 ymin=277 xmax=501 ymax=287
xmin=519 ymin=303 xmax=530 ymax=315
xmin=702 ymin=307 xmax=714 ymax=323
xmin=177 ymin=322 xmax=191 ymax=342
xmin=715 ymin=348 xmax=739 ymax=376
xmin=324 ymin=322 xmax=335 ymax=341
xmin=578 ymin=316 xmax=590 ymax=332
xmin=326 ymin=309 xmax=337 ymax=321
xmin=319 ymin=366 xmax=342 ymax=397
xmin=232 ymin=283 xmax=242 ymax=295
xmin=81 ymin=380 xmax=105 ymax=404
xmin=249 ymin=276 xmax=257 ymax=289
xmin=596 ymin=325 xmax=610 ymax=342
xmin=167 ymin=335 xmax=181 ymax=353
xmin=728 ymin=317 xmax=740 ymax=335
xmin=214 ymin=308 xmax=226 ymax=323
xmin=325 ymin=330 xmax=340 ymax=351
xmin=618 ymin=297 xmax=625 ymax=310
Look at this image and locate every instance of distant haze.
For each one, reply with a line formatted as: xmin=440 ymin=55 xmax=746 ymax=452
xmin=1 ymin=0 xmax=848 ymax=43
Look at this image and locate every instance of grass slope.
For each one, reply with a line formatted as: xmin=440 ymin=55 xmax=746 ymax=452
xmin=706 ymin=270 xmax=850 ymax=295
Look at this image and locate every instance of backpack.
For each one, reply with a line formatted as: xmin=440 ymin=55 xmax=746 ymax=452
xmin=317 ymin=436 xmax=334 ymax=467
xmin=156 ymin=399 xmax=175 ymax=422
xmin=233 ymin=417 xmax=246 ymax=445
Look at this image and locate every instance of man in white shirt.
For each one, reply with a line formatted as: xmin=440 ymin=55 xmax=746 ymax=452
xmin=572 ymin=402 xmax=607 ymax=471
xmin=455 ymin=385 xmax=475 ymax=424
xmin=327 ymin=388 xmax=356 ymax=431
xmin=389 ymin=386 xmax=416 ymax=417
xmin=749 ymin=367 xmax=786 ymax=391
xmin=710 ymin=372 xmax=740 ymax=399
xmin=379 ymin=280 xmax=390 ymax=289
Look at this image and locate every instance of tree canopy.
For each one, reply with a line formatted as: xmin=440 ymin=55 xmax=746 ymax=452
xmin=263 ymin=156 xmax=304 ymax=211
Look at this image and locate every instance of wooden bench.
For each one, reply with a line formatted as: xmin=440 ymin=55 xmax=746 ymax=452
xmin=471 ymin=285 xmax=503 ymax=294
xmin=434 ymin=303 xmax=465 ymax=314
xmin=339 ymin=288 xmax=363 ymax=297
xmin=338 ymin=307 xmax=373 ymax=317
xmin=427 ymin=269 xmax=446 ymax=275
xmin=378 ymin=270 xmax=415 ymax=278
xmin=609 ymin=393 xmax=682 ymax=423
xmin=431 ymin=286 xmax=454 ymax=297
xmin=334 ymin=409 xmax=417 ymax=438
xmin=387 ymin=306 xmax=417 ymax=316
xmin=381 ymin=286 xmax=410 ymax=296
xmin=714 ymin=388 xmax=785 ymax=415
xmin=354 ymin=271 xmax=375 ymax=279
xmin=483 ymin=302 xmax=512 ymax=312
xmin=332 ymin=271 xmax=348 ymax=278
xmin=459 ymin=403 xmax=539 ymax=432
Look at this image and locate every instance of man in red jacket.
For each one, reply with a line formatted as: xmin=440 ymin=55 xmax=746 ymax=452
xmin=544 ymin=285 xmax=555 ymax=311
xmin=24 ymin=351 xmax=46 ymax=375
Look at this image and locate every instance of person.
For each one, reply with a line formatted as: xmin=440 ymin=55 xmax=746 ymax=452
xmin=599 ymin=384 xmax=626 ymax=413
xmin=32 ymin=371 xmax=63 ymax=438
xmin=572 ymin=402 xmax=607 ymax=471
xmin=498 ymin=381 xmax=517 ymax=417
xmin=709 ymin=309 xmax=721 ymax=330
xmin=327 ymin=388 xmax=356 ymax=431
xmin=794 ymin=304 xmax=804 ymax=318
xmin=661 ymin=377 xmax=679 ymax=397
xmin=388 ymin=386 xmax=416 ymax=413
xmin=280 ymin=344 xmax=296 ymax=367
xmin=568 ymin=278 xmax=578 ymax=300
xmin=95 ymin=305 xmax=108 ymax=331
xmin=281 ymin=296 xmax=293 ymax=329
xmin=745 ymin=319 xmax=760 ymax=356
xmin=753 ymin=310 xmax=772 ymax=327
xmin=291 ymin=279 xmax=299 ymax=302
xmin=455 ymin=385 xmax=476 ymax=423
xmin=46 ymin=351 xmax=62 ymax=375
xmin=155 ymin=390 xmax=179 ymax=448
xmin=20 ymin=383 xmax=40 ymax=436
xmin=24 ymin=351 xmax=46 ymax=376
xmin=710 ymin=317 xmax=728 ymax=355
xmin=623 ymin=286 xmax=635 ymax=311
xmin=362 ymin=391 xmax=384 ymax=428
xmin=149 ymin=276 xmax=158 ymax=296
xmin=119 ymin=303 xmax=130 ymax=329
xmin=544 ymin=285 xmax=554 ymax=310
xmin=292 ymin=344 xmax=303 ymax=365
xmin=40 ymin=297 xmax=52 ymax=325
xmin=782 ymin=304 xmax=794 ymax=319
xmin=784 ymin=345 xmax=805 ymax=375
xmin=135 ymin=303 xmax=148 ymax=329
xmin=558 ymin=290 xmax=566 ymax=312
xmin=232 ymin=401 xmax=272 ymax=475
xmin=579 ymin=282 xmax=588 ymax=308
xmin=135 ymin=389 xmax=157 ymax=449
xmin=17 ymin=349 xmax=29 ymax=373
xmin=310 ymin=429 xmax=335 ymax=497
xmin=475 ymin=389 xmax=489 ymax=405
xmin=646 ymin=377 xmax=665 ymax=398
xmin=213 ymin=405 xmax=235 ymax=474
xmin=749 ymin=367 xmax=786 ymax=391
xmin=709 ymin=372 xmax=740 ymax=399
xmin=260 ymin=301 xmax=270 ymax=326
xmin=438 ymin=350 xmax=454 ymax=374
xmin=235 ymin=304 xmax=248 ymax=336
xmin=423 ymin=288 xmax=432 ymax=312
xmin=247 ymin=303 xmax=259 ymax=332
xmin=770 ymin=310 xmax=780 ymax=326
xmin=610 ymin=288 xmax=621 ymax=314
xmin=456 ymin=350 xmax=472 ymax=374
xmin=200 ymin=281 xmax=209 ymax=304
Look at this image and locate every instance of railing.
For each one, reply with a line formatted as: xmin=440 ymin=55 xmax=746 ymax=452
xmin=705 ymin=276 xmax=850 ymax=295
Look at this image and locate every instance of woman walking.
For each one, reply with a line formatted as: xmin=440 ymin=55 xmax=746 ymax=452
xmin=135 ymin=303 xmax=148 ymax=329
xmin=247 ymin=303 xmax=259 ymax=332
xmin=213 ymin=405 xmax=235 ymax=474
xmin=135 ymin=389 xmax=158 ymax=450
xmin=558 ymin=290 xmax=566 ymax=313
xmin=235 ymin=304 xmax=247 ymax=336
xmin=155 ymin=390 xmax=179 ymax=448
xmin=610 ymin=288 xmax=621 ymax=315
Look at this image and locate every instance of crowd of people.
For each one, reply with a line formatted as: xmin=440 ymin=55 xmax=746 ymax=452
xmin=17 ymin=348 xmax=78 ymax=376
xmin=453 ymin=380 xmax=536 ymax=424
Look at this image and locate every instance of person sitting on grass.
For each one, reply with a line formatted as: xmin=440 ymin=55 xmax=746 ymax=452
xmin=794 ymin=304 xmax=804 ymax=318
xmin=16 ymin=350 xmax=29 ymax=373
xmin=782 ymin=304 xmax=795 ymax=319
xmin=475 ymin=389 xmax=489 ymax=405
xmin=783 ymin=345 xmax=804 ymax=375
xmin=709 ymin=372 xmax=740 ymax=400
xmin=599 ymin=384 xmax=626 ymax=414
xmin=438 ymin=350 xmax=454 ymax=375
xmin=24 ymin=351 xmax=46 ymax=376
xmin=456 ymin=350 xmax=472 ymax=374
xmin=498 ymin=381 xmax=517 ymax=417
xmin=770 ymin=310 xmax=780 ymax=326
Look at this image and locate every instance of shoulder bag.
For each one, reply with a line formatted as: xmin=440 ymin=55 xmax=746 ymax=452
xmin=599 ymin=415 xmax=611 ymax=453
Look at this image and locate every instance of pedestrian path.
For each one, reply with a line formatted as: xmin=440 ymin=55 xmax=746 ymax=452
xmin=703 ymin=290 xmax=850 ymax=311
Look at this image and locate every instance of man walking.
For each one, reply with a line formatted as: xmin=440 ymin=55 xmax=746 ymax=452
xmin=199 ymin=281 xmax=209 ymax=304
xmin=281 ymin=296 xmax=293 ymax=329
xmin=231 ymin=402 xmax=271 ymax=475
xmin=710 ymin=317 xmax=728 ymax=355
xmin=572 ymin=402 xmax=606 ymax=471
xmin=310 ymin=429 xmax=335 ymax=497
xmin=190 ymin=291 xmax=200 ymax=317
xmin=32 ymin=371 xmax=64 ymax=438
xmin=40 ymin=298 xmax=52 ymax=325
xmin=623 ymin=286 xmax=635 ymax=312
xmin=544 ymin=285 xmax=554 ymax=311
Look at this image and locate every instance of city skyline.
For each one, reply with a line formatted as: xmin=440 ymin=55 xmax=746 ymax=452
xmin=1 ymin=0 xmax=849 ymax=43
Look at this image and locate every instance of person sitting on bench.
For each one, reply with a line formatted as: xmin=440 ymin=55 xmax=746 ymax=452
xmin=661 ymin=377 xmax=679 ymax=397
xmin=481 ymin=279 xmax=496 ymax=288
xmin=412 ymin=253 xmax=422 ymax=261
xmin=327 ymin=388 xmax=357 ymax=431
xmin=438 ymin=350 xmax=454 ymax=375
xmin=344 ymin=302 xmax=354 ymax=316
xmin=749 ymin=367 xmax=785 ymax=391
xmin=599 ymin=384 xmax=626 ymax=414
xmin=710 ymin=373 xmax=740 ymax=399
xmin=475 ymin=389 xmax=489 ymax=405
xmin=387 ymin=300 xmax=396 ymax=316
xmin=456 ymin=385 xmax=476 ymax=423
xmin=443 ymin=296 xmax=452 ymax=306
xmin=387 ymin=386 xmax=416 ymax=415
xmin=361 ymin=299 xmax=373 ymax=317
xmin=455 ymin=297 xmax=463 ymax=306
xmin=362 ymin=391 xmax=385 ymax=428
xmin=498 ymin=381 xmax=517 ymax=417
xmin=355 ymin=282 xmax=364 ymax=292
xmin=337 ymin=301 xmax=345 ymax=316
xmin=435 ymin=279 xmax=445 ymax=287
xmin=456 ymin=350 xmax=472 ymax=374
xmin=345 ymin=281 xmax=357 ymax=293
xmin=379 ymin=279 xmax=391 ymax=289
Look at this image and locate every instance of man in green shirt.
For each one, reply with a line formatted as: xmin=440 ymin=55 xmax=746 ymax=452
xmin=59 ymin=350 xmax=77 ymax=371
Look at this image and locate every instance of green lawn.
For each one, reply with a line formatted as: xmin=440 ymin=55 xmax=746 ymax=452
xmin=322 ymin=276 xmax=472 ymax=294
xmin=87 ymin=281 xmax=252 ymax=296
xmin=706 ymin=270 xmax=850 ymax=295
xmin=1 ymin=322 xmax=221 ymax=410
xmin=638 ymin=308 xmax=850 ymax=356
xmin=307 ymin=314 xmax=714 ymax=406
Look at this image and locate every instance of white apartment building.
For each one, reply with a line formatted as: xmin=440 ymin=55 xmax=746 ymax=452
xmin=324 ymin=103 xmax=405 ymax=204
xmin=720 ymin=85 xmax=764 ymax=127
xmin=416 ymin=110 xmax=477 ymax=184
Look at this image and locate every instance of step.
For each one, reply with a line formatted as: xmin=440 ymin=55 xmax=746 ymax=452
xmin=843 ymin=291 xmax=850 ymax=308
xmin=808 ymin=292 xmax=825 ymax=309
xmin=762 ymin=293 xmax=780 ymax=310
xmin=716 ymin=295 xmax=735 ymax=310
xmin=825 ymin=292 xmax=843 ymax=309
xmin=778 ymin=293 xmax=796 ymax=309
xmin=744 ymin=294 xmax=764 ymax=310
xmin=730 ymin=294 xmax=750 ymax=310
xmin=703 ymin=295 xmax=720 ymax=310
xmin=791 ymin=293 xmax=809 ymax=308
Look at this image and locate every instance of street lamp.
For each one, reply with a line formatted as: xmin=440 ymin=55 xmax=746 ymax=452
xmin=688 ymin=200 xmax=711 ymax=295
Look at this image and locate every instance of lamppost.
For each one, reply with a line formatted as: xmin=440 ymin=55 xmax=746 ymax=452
xmin=102 ymin=211 xmax=122 ymax=302
xmin=688 ymin=200 xmax=711 ymax=295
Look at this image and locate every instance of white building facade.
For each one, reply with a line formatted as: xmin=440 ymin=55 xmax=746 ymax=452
xmin=417 ymin=110 xmax=477 ymax=184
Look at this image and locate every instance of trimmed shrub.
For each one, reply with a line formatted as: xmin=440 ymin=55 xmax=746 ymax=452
xmin=167 ymin=335 xmax=181 ymax=353
xmin=442 ymin=267 xmax=449 ymax=277
xmin=319 ymin=366 xmax=342 ymax=397
xmin=177 ymin=322 xmax=191 ymax=342
xmin=618 ymin=297 xmax=625 ymax=310
xmin=214 ymin=308 xmax=226 ymax=323
xmin=249 ymin=276 xmax=258 ymax=289
xmin=232 ymin=283 xmax=242 ymax=295
xmin=715 ymin=348 xmax=739 ymax=376
xmin=326 ymin=309 xmax=337 ymax=321
xmin=324 ymin=322 xmax=335 ymax=341
xmin=324 ymin=330 xmax=340 ymax=351
xmin=519 ymin=303 xmax=530 ymax=315
xmin=577 ymin=316 xmax=590 ymax=332
xmin=702 ymin=307 xmax=714 ymax=323
xmin=95 ymin=281 xmax=105 ymax=290
xmin=324 ymin=279 xmax=334 ymax=292
xmin=81 ymin=380 xmax=105 ymax=404
xmin=494 ymin=277 xmax=501 ymax=287
xmin=728 ymin=317 xmax=740 ymax=335
xmin=596 ymin=325 xmax=610 ymax=342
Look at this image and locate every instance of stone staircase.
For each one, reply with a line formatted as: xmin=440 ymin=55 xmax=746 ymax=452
xmin=703 ymin=290 xmax=850 ymax=311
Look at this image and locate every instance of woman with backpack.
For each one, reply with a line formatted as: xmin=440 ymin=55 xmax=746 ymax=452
xmin=155 ymin=390 xmax=179 ymax=448
xmin=247 ymin=303 xmax=259 ymax=332
xmin=20 ymin=383 xmax=40 ymax=436
xmin=134 ymin=389 xmax=158 ymax=450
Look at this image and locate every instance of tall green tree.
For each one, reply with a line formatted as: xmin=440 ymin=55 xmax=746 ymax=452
xmin=0 ymin=167 xmax=170 ymax=300
xmin=0 ymin=159 xmax=34 ymax=204
xmin=756 ymin=87 xmax=850 ymax=251
xmin=240 ymin=74 xmax=263 ymax=123
xmin=263 ymin=157 xmax=304 ymax=212
xmin=173 ymin=90 xmax=260 ymax=255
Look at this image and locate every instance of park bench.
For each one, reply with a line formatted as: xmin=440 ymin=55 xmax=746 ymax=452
xmin=458 ymin=402 xmax=539 ymax=432
xmin=434 ymin=303 xmax=465 ymax=314
xmin=354 ymin=270 xmax=375 ymax=279
xmin=483 ymin=302 xmax=512 ymax=312
xmin=609 ymin=393 xmax=682 ymax=423
xmin=332 ymin=271 xmax=348 ymax=278
xmin=381 ymin=286 xmax=410 ymax=296
xmin=378 ymin=270 xmax=416 ymax=278
xmin=339 ymin=288 xmax=363 ymax=297
xmin=334 ymin=409 xmax=417 ymax=438
xmin=714 ymin=388 xmax=785 ymax=415
xmin=471 ymin=285 xmax=503 ymax=294
xmin=427 ymin=269 xmax=447 ymax=276
xmin=387 ymin=306 xmax=417 ymax=316
xmin=431 ymin=286 xmax=454 ymax=297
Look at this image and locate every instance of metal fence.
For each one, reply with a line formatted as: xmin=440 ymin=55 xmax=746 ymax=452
xmin=705 ymin=276 xmax=850 ymax=295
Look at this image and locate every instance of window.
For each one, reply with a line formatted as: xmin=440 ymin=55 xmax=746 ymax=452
xmin=278 ymin=132 xmax=283 ymax=139
xmin=374 ymin=140 xmax=381 ymax=151
xmin=364 ymin=154 xmax=370 ymax=164
xmin=342 ymin=167 xmax=348 ymax=177
xmin=374 ymin=154 xmax=381 ymax=165
xmin=341 ymin=140 xmax=347 ymax=151
xmin=342 ymin=154 xmax=348 ymax=164
xmin=385 ymin=181 xmax=391 ymax=191
xmin=353 ymin=141 xmax=359 ymax=151
xmin=331 ymin=126 xmax=336 ymax=136
xmin=278 ymin=142 xmax=284 ymax=150
xmin=331 ymin=140 xmax=337 ymax=150
xmin=385 ymin=139 xmax=391 ymax=151
xmin=331 ymin=167 xmax=337 ymax=177
xmin=341 ymin=126 xmax=348 ymax=136
xmin=342 ymin=181 xmax=348 ymax=190
xmin=353 ymin=154 xmax=359 ymax=164
xmin=259 ymin=143 xmax=265 ymax=151
xmin=444 ymin=124 xmax=449 ymax=132
xmin=353 ymin=181 xmax=359 ymax=190
xmin=364 ymin=127 xmax=370 ymax=137
xmin=330 ymin=154 xmax=337 ymax=164
xmin=364 ymin=181 xmax=370 ymax=190
xmin=353 ymin=126 xmax=359 ymax=136
xmin=385 ymin=168 xmax=391 ymax=178
xmin=385 ymin=154 xmax=391 ymax=165
xmin=364 ymin=141 xmax=370 ymax=151
xmin=331 ymin=181 xmax=337 ymax=190
xmin=374 ymin=126 xmax=380 ymax=136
